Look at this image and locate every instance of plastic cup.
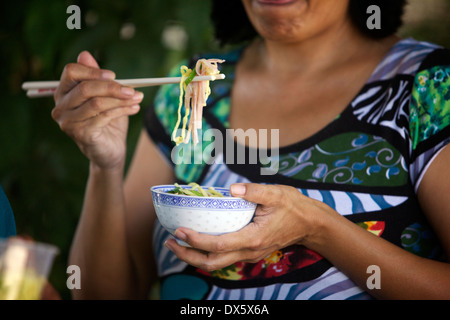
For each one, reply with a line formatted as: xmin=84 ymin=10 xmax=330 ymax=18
xmin=0 ymin=238 xmax=59 ymax=300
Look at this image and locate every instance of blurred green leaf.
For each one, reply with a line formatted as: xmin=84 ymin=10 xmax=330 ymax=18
xmin=0 ymin=0 xmax=219 ymax=299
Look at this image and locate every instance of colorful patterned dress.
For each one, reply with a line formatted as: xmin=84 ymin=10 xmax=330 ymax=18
xmin=145 ymin=38 xmax=450 ymax=300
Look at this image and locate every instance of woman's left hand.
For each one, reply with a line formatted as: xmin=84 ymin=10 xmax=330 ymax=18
xmin=164 ymin=183 xmax=333 ymax=272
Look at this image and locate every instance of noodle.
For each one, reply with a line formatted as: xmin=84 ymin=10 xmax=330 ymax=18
xmin=171 ymin=59 xmax=225 ymax=145
xmin=167 ymin=183 xmax=224 ymax=197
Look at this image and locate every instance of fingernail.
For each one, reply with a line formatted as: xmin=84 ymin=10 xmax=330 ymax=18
xmin=174 ymin=229 xmax=187 ymax=241
xmin=164 ymin=240 xmax=173 ymax=251
xmin=132 ymin=91 xmax=144 ymax=101
xmin=231 ymin=184 xmax=246 ymax=197
xmin=121 ymin=86 xmax=134 ymax=96
xmin=131 ymin=104 xmax=140 ymax=111
xmin=101 ymin=70 xmax=116 ymax=80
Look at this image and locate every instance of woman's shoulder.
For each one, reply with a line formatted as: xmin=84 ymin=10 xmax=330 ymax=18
xmin=370 ymin=37 xmax=448 ymax=82
xmin=409 ymin=41 xmax=450 ymax=154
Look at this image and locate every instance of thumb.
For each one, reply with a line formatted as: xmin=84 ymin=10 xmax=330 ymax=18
xmin=77 ymin=50 xmax=100 ymax=69
xmin=230 ymin=183 xmax=284 ymax=207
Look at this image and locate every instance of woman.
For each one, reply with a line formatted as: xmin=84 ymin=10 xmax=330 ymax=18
xmin=52 ymin=0 xmax=450 ymax=299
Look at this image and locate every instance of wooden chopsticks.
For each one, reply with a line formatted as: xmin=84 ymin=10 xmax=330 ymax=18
xmin=22 ymin=74 xmax=226 ymax=98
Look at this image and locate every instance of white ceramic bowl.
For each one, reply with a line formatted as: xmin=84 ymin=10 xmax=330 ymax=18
xmin=151 ymin=185 xmax=257 ymax=246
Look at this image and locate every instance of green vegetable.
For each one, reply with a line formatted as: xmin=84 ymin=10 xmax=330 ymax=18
xmin=183 ymin=70 xmax=197 ymax=87
xmin=167 ymin=183 xmax=224 ymax=197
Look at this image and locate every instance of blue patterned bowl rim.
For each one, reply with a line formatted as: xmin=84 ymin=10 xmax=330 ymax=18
xmin=150 ymin=185 xmax=257 ymax=210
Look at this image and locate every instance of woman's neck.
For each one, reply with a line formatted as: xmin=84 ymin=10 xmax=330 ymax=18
xmin=254 ymin=20 xmax=399 ymax=77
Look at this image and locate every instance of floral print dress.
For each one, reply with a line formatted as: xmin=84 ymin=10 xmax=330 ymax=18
xmin=145 ymin=38 xmax=450 ymax=300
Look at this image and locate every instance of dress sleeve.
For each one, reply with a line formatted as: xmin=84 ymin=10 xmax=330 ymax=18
xmin=0 ymin=186 xmax=16 ymax=238
xmin=409 ymin=49 xmax=450 ymax=192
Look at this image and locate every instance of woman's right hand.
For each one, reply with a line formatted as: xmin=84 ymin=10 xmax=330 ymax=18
xmin=51 ymin=51 xmax=143 ymax=170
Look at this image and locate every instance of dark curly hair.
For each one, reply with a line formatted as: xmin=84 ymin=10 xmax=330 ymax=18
xmin=211 ymin=0 xmax=408 ymax=46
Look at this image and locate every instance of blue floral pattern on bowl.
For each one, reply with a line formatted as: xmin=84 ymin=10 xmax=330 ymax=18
xmin=151 ymin=185 xmax=256 ymax=210
xmin=150 ymin=185 xmax=257 ymax=246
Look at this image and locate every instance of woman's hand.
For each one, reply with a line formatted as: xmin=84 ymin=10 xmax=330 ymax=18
xmin=164 ymin=183 xmax=333 ymax=272
xmin=51 ymin=51 xmax=144 ymax=170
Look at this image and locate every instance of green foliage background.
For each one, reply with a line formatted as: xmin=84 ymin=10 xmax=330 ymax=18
xmin=1 ymin=0 xmax=449 ymax=299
